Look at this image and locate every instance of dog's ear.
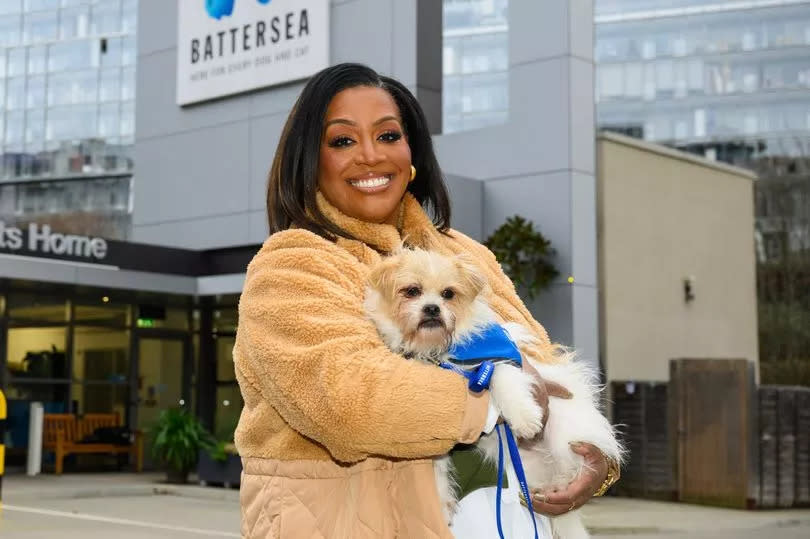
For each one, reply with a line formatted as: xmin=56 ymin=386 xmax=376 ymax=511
xmin=454 ymin=255 xmax=487 ymax=298
xmin=367 ymin=256 xmax=400 ymax=297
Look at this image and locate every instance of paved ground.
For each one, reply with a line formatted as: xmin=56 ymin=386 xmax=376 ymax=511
xmin=1 ymin=473 xmax=240 ymax=538
xmin=582 ymin=496 xmax=810 ymax=538
xmin=2 ymin=472 xmax=810 ymax=538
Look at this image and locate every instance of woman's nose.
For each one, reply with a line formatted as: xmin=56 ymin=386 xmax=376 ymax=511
xmin=355 ymin=138 xmax=383 ymax=166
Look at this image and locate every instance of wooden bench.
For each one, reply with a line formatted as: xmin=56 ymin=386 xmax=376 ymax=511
xmin=43 ymin=413 xmax=143 ymax=475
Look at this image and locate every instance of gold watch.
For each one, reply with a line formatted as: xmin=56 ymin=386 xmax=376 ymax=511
xmin=593 ymin=457 xmax=620 ymax=497
xmin=517 ymin=455 xmax=621 ymax=510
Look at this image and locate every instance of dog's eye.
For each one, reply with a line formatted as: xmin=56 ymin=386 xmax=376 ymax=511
xmin=441 ymin=288 xmax=455 ymax=300
xmin=404 ymin=286 xmax=421 ymax=298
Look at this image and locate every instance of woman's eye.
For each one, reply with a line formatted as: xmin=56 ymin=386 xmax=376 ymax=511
xmin=441 ymin=289 xmax=455 ymax=300
xmin=404 ymin=286 xmax=421 ymax=298
xmin=328 ymin=136 xmax=354 ymax=148
xmin=378 ymin=131 xmax=402 ymax=143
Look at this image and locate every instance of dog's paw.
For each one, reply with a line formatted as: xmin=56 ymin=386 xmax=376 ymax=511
xmin=490 ymin=364 xmax=545 ymax=439
xmin=503 ymin=398 xmax=545 ymax=439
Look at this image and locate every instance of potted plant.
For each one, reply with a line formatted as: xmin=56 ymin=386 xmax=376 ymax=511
xmin=484 ymin=215 xmax=559 ymax=300
xmin=150 ymin=408 xmax=213 ymax=484
xmin=198 ymin=440 xmax=242 ymax=488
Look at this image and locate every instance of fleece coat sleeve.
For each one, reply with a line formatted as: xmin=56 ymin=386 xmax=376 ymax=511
xmin=234 ymin=232 xmax=490 ymax=464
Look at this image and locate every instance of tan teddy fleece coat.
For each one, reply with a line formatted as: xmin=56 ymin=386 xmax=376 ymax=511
xmin=234 ymin=192 xmax=556 ymax=538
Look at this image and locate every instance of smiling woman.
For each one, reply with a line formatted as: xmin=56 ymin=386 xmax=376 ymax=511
xmin=235 ymin=63 xmax=610 ymax=538
xmin=265 ymin=63 xmax=450 ymax=249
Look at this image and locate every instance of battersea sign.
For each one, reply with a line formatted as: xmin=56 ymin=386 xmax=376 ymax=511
xmin=176 ymin=0 xmax=329 ymax=105
xmin=0 ymin=222 xmax=108 ymax=260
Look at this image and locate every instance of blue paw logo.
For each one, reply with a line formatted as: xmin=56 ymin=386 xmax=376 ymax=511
xmin=206 ymin=0 xmax=271 ymax=20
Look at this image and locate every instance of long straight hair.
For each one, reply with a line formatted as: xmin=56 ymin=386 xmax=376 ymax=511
xmin=266 ymin=63 xmax=451 ymax=246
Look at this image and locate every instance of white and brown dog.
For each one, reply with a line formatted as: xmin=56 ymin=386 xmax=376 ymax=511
xmin=365 ymin=247 xmax=622 ymax=539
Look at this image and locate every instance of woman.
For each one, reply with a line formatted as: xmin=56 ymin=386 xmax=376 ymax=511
xmin=234 ymin=63 xmax=616 ymax=538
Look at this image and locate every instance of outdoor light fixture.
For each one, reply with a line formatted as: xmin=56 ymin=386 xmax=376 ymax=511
xmin=683 ymin=276 xmax=696 ymax=303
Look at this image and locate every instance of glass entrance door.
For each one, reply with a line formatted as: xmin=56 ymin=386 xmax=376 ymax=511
xmin=134 ymin=336 xmax=190 ymax=467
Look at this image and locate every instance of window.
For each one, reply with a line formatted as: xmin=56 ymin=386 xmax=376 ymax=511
xmin=100 ymin=36 xmax=121 ymax=67
xmin=27 ymin=44 xmax=45 ymax=73
xmin=0 ymin=14 xmax=21 ymax=47
xmin=8 ymin=46 xmax=26 ymax=76
xmin=120 ymin=101 xmax=134 ymax=136
xmin=26 ymin=74 xmax=45 ymax=108
xmin=22 ymin=10 xmax=57 ymax=43
xmin=121 ymin=0 xmax=136 ymax=33
xmin=121 ymin=66 xmax=135 ymax=100
xmin=24 ymin=0 xmax=59 ymax=11
xmin=98 ymin=103 xmax=120 ymax=137
xmin=46 ymin=104 xmax=97 ymax=141
xmin=443 ymin=0 xmax=509 ymax=134
xmin=59 ymin=5 xmax=90 ymax=40
xmin=99 ymin=68 xmax=121 ymax=101
xmin=25 ymin=107 xmax=45 ymax=145
xmin=90 ymin=1 xmax=121 ymax=35
xmin=48 ymin=39 xmax=98 ymax=72
xmin=47 ymin=70 xmax=97 ymax=106
xmin=6 ymin=76 xmax=26 ymax=110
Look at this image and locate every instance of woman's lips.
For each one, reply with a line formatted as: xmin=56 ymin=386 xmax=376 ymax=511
xmin=347 ymin=174 xmax=392 ymax=193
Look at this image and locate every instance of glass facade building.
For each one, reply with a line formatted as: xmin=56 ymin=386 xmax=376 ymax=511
xmin=442 ymin=0 xmax=509 ymax=134
xmin=0 ymin=0 xmax=136 ymax=239
xmin=595 ymin=0 xmax=810 ymax=260
xmin=596 ymin=0 xmax=810 ymax=163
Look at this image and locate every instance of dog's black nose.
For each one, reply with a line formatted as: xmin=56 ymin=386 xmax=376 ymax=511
xmin=422 ymin=304 xmax=440 ymax=317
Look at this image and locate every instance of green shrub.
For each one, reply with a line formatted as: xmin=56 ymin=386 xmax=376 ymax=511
xmin=484 ymin=215 xmax=559 ymax=300
xmin=151 ymin=408 xmax=214 ymax=474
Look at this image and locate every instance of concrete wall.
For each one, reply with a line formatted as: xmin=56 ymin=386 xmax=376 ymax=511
xmin=134 ymin=1 xmax=598 ymax=364
xmin=597 ymin=132 xmax=759 ymax=383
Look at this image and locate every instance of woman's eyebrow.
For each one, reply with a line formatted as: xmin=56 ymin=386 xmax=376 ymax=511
xmin=373 ymin=115 xmax=399 ymax=126
xmin=324 ymin=116 xmax=400 ymax=128
xmin=325 ymin=118 xmax=355 ymax=128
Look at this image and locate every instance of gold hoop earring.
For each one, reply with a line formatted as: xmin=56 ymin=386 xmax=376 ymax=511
xmin=410 ymin=165 xmax=416 ymax=182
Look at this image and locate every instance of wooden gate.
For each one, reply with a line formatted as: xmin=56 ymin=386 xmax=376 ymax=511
xmin=669 ymin=358 xmax=758 ymax=508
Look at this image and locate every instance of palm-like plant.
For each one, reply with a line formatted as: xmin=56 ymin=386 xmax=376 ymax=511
xmin=151 ymin=408 xmax=214 ymax=483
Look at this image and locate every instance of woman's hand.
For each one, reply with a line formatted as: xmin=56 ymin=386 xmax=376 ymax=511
xmin=530 ymin=442 xmax=608 ymax=515
xmin=517 ymin=362 xmax=610 ymax=514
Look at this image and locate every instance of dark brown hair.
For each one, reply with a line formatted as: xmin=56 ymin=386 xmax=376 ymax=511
xmin=266 ymin=63 xmax=451 ymax=244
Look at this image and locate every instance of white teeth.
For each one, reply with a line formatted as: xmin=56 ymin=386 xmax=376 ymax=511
xmin=351 ymin=176 xmax=390 ymax=188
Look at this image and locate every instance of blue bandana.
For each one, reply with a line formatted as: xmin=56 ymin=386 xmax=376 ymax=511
xmin=448 ymin=323 xmax=522 ymax=367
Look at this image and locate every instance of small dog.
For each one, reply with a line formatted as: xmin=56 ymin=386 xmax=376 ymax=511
xmin=365 ymin=247 xmax=622 ymax=538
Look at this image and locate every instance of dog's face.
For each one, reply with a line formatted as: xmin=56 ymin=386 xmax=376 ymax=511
xmin=366 ymin=248 xmax=487 ymax=356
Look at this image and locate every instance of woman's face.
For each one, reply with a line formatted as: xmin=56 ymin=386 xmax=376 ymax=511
xmin=318 ymin=86 xmax=412 ymax=225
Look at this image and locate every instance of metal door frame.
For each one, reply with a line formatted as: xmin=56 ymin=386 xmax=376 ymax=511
xmin=129 ymin=329 xmax=193 ymax=431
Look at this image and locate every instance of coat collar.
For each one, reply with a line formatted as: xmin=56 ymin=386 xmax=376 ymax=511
xmin=315 ymin=191 xmax=443 ymax=259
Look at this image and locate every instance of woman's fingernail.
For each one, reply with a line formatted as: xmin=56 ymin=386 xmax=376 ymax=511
xmin=569 ymin=441 xmax=583 ymax=448
xmin=533 ymin=493 xmax=546 ymax=503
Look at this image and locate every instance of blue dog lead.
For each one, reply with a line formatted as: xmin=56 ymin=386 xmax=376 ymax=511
xmin=438 ymin=323 xmax=541 ymax=539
